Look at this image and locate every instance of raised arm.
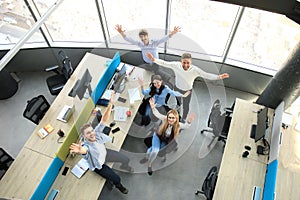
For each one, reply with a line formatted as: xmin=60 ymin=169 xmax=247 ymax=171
xmin=70 ymin=141 xmax=87 ymax=155
xmin=169 ymin=26 xmax=181 ymax=37
xmin=180 ymin=112 xmax=196 ymax=129
xmin=115 ymin=24 xmax=126 ymax=37
xmin=218 ymin=73 xmax=230 ymax=79
xmin=146 ymin=52 xmax=177 ymax=70
xmin=149 ymin=97 xmax=166 ymax=121
xmin=100 ymin=91 xmax=115 ymax=125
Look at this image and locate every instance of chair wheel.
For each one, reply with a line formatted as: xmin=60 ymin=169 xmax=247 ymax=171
xmin=200 ymin=130 xmax=204 ymax=134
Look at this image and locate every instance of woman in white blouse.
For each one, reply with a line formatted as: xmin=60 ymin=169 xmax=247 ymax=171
xmin=140 ymin=98 xmax=195 ymax=175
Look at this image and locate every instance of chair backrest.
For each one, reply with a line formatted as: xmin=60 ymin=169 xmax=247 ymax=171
xmin=0 ymin=147 xmax=14 ymax=179
xmin=23 ymin=95 xmax=50 ymax=125
xmin=208 ymin=99 xmax=232 ymax=136
xmin=58 ymin=50 xmax=73 ymax=80
xmin=202 ymin=166 xmax=218 ymax=200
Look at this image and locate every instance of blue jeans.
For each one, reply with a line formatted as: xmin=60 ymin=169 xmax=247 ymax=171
xmin=147 ymin=132 xmax=167 ymax=165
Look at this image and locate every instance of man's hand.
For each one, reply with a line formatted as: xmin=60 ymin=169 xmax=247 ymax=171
xmin=70 ymin=141 xmax=86 ymax=155
xmin=115 ymin=24 xmax=126 ymax=37
xmin=218 ymin=73 xmax=230 ymax=80
xmin=110 ymin=91 xmax=115 ymax=105
xmin=137 ymin=77 xmax=144 ymax=86
xmin=146 ymin=52 xmax=155 ymax=62
xmin=187 ymin=112 xmax=196 ymax=124
xmin=169 ymin=26 xmax=181 ymax=37
xmin=182 ymin=90 xmax=191 ymax=98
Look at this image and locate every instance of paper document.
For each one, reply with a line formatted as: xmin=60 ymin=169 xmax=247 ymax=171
xmin=128 ymin=87 xmax=141 ymax=104
xmin=114 ymin=106 xmax=128 ymax=121
xmin=71 ymin=158 xmax=89 ymax=179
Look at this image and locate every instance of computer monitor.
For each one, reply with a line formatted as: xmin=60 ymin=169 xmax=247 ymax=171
xmin=68 ymin=68 xmax=92 ymax=100
xmin=112 ymin=64 xmax=127 ymax=93
xmin=254 ymin=107 xmax=269 ymax=142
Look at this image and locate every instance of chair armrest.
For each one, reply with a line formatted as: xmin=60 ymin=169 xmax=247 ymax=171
xmin=52 ymin=84 xmax=65 ymax=92
xmin=45 ymin=65 xmax=59 ymax=72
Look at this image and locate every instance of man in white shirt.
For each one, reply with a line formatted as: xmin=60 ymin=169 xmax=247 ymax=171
xmin=146 ymin=52 xmax=230 ymax=122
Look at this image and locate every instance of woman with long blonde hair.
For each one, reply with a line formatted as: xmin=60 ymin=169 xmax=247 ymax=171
xmin=140 ymin=98 xmax=195 ymax=175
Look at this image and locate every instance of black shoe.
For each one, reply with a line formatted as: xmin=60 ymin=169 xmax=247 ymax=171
xmin=148 ymin=166 xmax=153 ymax=176
xmin=140 ymin=157 xmax=148 ymax=164
xmin=117 ymin=185 xmax=128 ymax=194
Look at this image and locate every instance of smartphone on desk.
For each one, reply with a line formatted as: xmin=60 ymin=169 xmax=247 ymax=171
xmin=112 ymin=127 xmax=120 ymax=134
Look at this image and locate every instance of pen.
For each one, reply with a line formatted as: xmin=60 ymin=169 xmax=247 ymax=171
xmin=112 ymin=136 xmax=114 ymax=143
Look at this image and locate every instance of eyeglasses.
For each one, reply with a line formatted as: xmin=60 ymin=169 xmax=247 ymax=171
xmin=168 ymin=116 xmax=176 ymax=119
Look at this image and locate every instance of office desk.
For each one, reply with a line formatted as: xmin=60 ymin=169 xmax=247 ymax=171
xmin=24 ymin=53 xmax=107 ymax=158
xmin=213 ymin=98 xmax=271 ymax=200
xmin=0 ymin=53 xmax=111 ymax=199
xmin=0 ymin=148 xmax=53 ymax=199
xmin=46 ymin=66 xmax=152 ymax=199
xmin=275 ymin=117 xmax=300 ymax=199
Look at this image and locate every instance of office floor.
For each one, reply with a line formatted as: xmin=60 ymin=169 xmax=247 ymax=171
xmin=0 ymin=71 xmax=258 ymax=200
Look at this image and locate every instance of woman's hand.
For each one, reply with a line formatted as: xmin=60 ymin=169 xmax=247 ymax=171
xmin=149 ymin=97 xmax=156 ymax=109
xmin=182 ymin=90 xmax=191 ymax=98
xmin=138 ymin=77 xmax=144 ymax=86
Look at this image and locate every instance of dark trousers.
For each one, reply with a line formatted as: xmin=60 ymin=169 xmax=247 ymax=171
xmin=94 ymin=164 xmax=122 ymax=188
xmin=174 ymin=87 xmax=192 ymax=121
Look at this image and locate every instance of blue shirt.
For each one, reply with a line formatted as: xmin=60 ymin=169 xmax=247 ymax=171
xmin=82 ymin=123 xmax=112 ymax=171
xmin=142 ymin=85 xmax=182 ymax=107
xmin=123 ymin=35 xmax=170 ymax=63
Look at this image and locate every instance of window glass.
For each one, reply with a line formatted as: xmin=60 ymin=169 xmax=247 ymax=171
xmin=40 ymin=0 xmax=104 ymax=44
xmin=226 ymin=8 xmax=300 ymax=74
xmin=103 ymin=0 xmax=167 ymax=49
xmin=169 ymin=0 xmax=239 ymax=60
xmin=0 ymin=0 xmax=46 ymax=48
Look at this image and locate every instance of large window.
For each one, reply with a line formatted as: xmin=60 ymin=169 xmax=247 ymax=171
xmin=0 ymin=0 xmax=46 ymax=48
xmin=1 ymin=0 xmax=300 ymax=75
xmin=169 ymin=0 xmax=239 ymax=61
xmin=40 ymin=0 xmax=105 ymax=46
xmin=103 ymin=0 xmax=167 ymax=50
xmin=226 ymin=7 xmax=300 ymax=75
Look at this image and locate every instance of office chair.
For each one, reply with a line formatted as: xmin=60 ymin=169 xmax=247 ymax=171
xmin=195 ymin=166 xmax=218 ymax=200
xmin=200 ymin=99 xmax=233 ymax=148
xmin=0 ymin=147 xmax=14 ymax=180
xmin=23 ymin=95 xmax=50 ymax=125
xmin=46 ymin=50 xmax=74 ymax=95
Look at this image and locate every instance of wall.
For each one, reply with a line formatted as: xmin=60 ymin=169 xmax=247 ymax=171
xmin=0 ymin=47 xmax=272 ymax=96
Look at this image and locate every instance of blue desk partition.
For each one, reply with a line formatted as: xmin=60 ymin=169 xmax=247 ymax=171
xmin=263 ymin=159 xmax=278 ymax=200
xmin=30 ymin=157 xmax=63 ymax=200
xmin=91 ymin=52 xmax=120 ymax=104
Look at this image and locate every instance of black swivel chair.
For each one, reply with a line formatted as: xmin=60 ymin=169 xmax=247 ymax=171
xmin=195 ymin=166 xmax=218 ymax=200
xmin=46 ymin=50 xmax=74 ymax=95
xmin=23 ymin=95 xmax=50 ymax=125
xmin=201 ymin=99 xmax=233 ymax=148
xmin=0 ymin=147 xmax=14 ymax=180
